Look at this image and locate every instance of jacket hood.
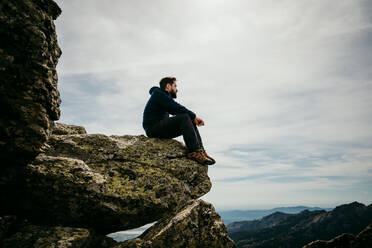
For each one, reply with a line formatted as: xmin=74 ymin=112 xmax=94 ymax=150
xmin=149 ymin=86 xmax=164 ymax=95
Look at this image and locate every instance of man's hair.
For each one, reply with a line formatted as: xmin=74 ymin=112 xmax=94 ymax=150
xmin=159 ymin=77 xmax=176 ymax=90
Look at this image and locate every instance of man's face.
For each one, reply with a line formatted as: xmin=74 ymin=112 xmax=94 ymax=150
xmin=167 ymin=82 xmax=178 ymax=98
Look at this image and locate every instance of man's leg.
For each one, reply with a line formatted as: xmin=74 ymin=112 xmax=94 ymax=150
xmin=147 ymin=114 xmax=201 ymax=152
xmin=192 ymin=123 xmax=204 ymax=150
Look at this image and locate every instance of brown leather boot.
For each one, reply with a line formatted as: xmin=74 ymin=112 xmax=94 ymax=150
xmin=187 ymin=149 xmax=214 ymax=165
xmin=202 ymin=149 xmax=215 ymax=165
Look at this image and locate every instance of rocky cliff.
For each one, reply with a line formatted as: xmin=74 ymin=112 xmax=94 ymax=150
xmin=1 ymin=123 xmax=235 ymax=247
xmin=0 ymin=1 xmax=235 ymax=247
xmin=0 ymin=0 xmax=62 ymax=166
xmin=3 ymin=123 xmax=212 ymax=234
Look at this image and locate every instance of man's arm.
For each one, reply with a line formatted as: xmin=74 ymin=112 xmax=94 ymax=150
xmin=154 ymin=91 xmax=196 ymax=120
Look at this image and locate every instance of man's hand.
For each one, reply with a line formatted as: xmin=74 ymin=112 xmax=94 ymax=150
xmin=194 ymin=116 xmax=205 ymax=126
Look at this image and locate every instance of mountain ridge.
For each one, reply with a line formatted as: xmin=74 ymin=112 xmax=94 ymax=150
xmin=229 ymin=201 xmax=372 ymax=248
xmin=220 ymin=206 xmax=332 ymax=224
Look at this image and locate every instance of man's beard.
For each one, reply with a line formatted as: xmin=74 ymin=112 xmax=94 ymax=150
xmin=170 ymin=91 xmax=177 ymax=98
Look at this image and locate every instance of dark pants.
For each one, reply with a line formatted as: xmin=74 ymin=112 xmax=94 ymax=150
xmin=146 ymin=114 xmax=203 ymax=153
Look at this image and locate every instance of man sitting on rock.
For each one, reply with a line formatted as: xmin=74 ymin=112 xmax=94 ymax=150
xmin=142 ymin=76 xmax=215 ymax=165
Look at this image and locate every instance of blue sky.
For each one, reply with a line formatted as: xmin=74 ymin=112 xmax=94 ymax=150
xmin=54 ymin=0 xmax=372 ymax=210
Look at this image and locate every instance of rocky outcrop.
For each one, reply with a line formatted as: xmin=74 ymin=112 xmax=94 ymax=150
xmin=1 ymin=123 xmax=211 ymax=234
xmin=0 ymin=123 xmax=236 ymax=246
xmin=52 ymin=122 xmax=88 ymax=135
xmin=303 ymin=223 xmax=372 ymax=248
xmin=0 ymin=0 xmax=62 ymax=165
xmin=119 ymin=199 xmax=236 ymax=248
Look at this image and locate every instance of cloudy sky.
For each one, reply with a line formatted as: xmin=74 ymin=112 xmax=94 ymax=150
xmin=54 ymin=0 xmax=372 ymax=210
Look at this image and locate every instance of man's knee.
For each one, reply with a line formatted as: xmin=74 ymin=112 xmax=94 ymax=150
xmin=176 ymin=113 xmax=191 ymax=122
xmin=176 ymin=114 xmax=195 ymax=131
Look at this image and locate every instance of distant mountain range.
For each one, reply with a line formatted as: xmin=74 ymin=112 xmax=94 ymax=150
xmin=219 ymin=206 xmax=332 ymax=224
xmin=227 ymin=201 xmax=372 ymax=248
xmin=227 ymin=211 xmax=293 ymax=233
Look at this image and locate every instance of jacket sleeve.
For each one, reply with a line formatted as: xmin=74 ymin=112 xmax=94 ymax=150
xmin=154 ymin=91 xmax=196 ymax=120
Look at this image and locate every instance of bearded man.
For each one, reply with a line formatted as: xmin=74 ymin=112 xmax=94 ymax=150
xmin=142 ymin=77 xmax=215 ymax=165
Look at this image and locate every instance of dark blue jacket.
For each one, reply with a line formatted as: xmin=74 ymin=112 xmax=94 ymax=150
xmin=142 ymin=87 xmax=196 ymax=131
